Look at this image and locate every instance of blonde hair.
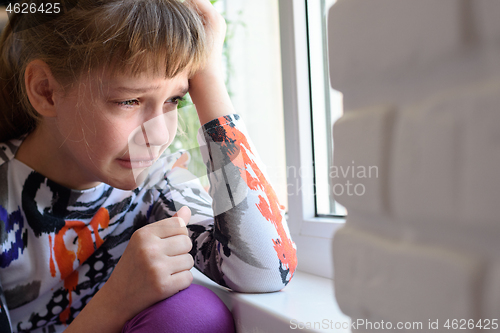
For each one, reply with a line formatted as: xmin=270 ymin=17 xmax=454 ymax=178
xmin=0 ymin=0 xmax=207 ymax=142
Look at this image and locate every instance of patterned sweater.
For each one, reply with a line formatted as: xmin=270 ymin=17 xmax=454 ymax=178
xmin=0 ymin=114 xmax=297 ymax=333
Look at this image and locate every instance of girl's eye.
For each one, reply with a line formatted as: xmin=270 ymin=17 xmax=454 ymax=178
xmin=117 ymin=99 xmax=140 ymax=107
xmin=114 ymin=96 xmax=186 ymax=108
xmin=168 ymin=96 xmax=186 ymax=105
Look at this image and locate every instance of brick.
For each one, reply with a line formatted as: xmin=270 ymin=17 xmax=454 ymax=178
xmin=475 ymin=0 xmax=500 ymax=43
xmin=333 ymin=226 xmax=482 ymax=325
xmin=326 ymin=0 xmax=472 ymax=111
xmin=461 ymin=83 xmax=500 ymax=227
xmin=332 ymin=105 xmax=396 ymax=216
xmin=482 ymin=262 xmax=500 ymax=321
xmin=328 ymin=0 xmax=462 ymax=92
xmin=390 ymin=93 xmax=463 ymax=223
xmin=389 ymin=82 xmax=500 ymax=229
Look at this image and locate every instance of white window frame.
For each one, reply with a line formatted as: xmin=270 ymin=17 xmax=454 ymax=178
xmin=279 ymin=0 xmax=345 ymax=279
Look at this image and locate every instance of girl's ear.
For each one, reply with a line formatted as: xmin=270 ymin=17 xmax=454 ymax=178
xmin=25 ymin=60 xmax=61 ymax=117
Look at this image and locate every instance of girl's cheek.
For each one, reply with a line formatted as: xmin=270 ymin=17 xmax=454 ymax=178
xmin=167 ymin=112 xmax=178 ymax=132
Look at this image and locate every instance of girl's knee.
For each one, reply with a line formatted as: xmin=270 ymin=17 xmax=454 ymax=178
xmin=122 ymin=284 xmax=235 ymax=333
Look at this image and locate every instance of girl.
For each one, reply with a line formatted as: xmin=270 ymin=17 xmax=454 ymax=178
xmin=0 ymin=0 xmax=297 ymax=332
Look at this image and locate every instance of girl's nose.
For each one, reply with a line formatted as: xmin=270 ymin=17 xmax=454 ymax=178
xmin=129 ymin=110 xmax=177 ymax=151
xmin=138 ymin=110 xmax=178 ymax=147
xmin=141 ymin=112 xmax=171 ymax=147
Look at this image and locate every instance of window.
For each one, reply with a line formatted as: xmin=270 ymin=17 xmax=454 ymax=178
xmin=306 ymin=0 xmax=347 ymax=217
xmin=223 ymin=0 xmax=289 ymax=211
xmin=278 ymin=0 xmax=345 ymax=278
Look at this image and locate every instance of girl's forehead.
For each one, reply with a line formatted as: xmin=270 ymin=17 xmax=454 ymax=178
xmin=78 ymin=68 xmax=190 ymax=93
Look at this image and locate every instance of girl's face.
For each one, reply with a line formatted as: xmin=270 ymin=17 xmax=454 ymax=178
xmin=51 ymin=69 xmax=189 ymax=190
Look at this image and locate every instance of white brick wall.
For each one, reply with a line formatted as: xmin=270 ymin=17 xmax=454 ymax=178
xmin=333 ymin=227 xmax=482 ymax=327
xmin=329 ymin=0 xmax=500 ymax=330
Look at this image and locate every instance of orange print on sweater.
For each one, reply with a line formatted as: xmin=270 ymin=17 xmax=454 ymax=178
xmin=48 ymin=207 xmax=110 ymax=324
xmin=220 ymin=126 xmax=297 ymax=280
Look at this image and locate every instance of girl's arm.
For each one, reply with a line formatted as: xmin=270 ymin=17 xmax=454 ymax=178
xmin=57 ymin=286 xmax=126 ymax=333
xmin=157 ymin=115 xmax=297 ymax=292
xmin=187 ymin=0 xmax=234 ymax=125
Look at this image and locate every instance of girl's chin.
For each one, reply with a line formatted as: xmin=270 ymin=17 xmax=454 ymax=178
xmin=107 ymin=179 xmax=140 ymax=191
xmin=102 ymin=171 xmax=140 ymax=191
xmin=105 ymin=168 xmax=151 ymax=191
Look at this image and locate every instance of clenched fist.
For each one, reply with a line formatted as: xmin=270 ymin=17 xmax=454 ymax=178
xmin=101 ymin=206 xmax=194 ymax=321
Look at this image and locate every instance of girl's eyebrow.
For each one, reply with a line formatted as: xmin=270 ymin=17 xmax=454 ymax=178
xmin=178 ymin=85 xmax=190 ymax=96
xmin=113 ymin=85 xmax=162 ymax=94
xmin=112 ymin=84 xmax=190 ymax=96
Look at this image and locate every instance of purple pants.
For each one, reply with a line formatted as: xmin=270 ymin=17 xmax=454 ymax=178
xmin=122 ymin=284 xmax=235 ymax=333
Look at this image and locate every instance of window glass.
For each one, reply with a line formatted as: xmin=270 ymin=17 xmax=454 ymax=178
xmin=224 ymin=0 xmax=288 ymax=211
xmin=307 ymin=0 xmax=347 ymax=216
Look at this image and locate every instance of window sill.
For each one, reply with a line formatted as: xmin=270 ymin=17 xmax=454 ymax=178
xmin=192 ymin=268 xmax=351 ymax=332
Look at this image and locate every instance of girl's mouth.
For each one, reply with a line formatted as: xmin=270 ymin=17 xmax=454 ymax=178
xmin=117 ymin=158 xmax=156 ymax=169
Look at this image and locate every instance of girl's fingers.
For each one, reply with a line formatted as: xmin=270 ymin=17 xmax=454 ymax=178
xmin=189 ymin=0 xmax=215 ymax=16
xmin=173 ymin=206 xmax=191 ymax=225
xmin=170 ymin=270 xmax=194 ymax=293
xmin=188 ymin=0 xmax=223 ymax=28
xmin=135 ymin=218 xmax=188 ymax=240
xmin=163 ymin=234 xmax=193 ymax=256
xmin=168 ymin=253 xmax=195 ymax=274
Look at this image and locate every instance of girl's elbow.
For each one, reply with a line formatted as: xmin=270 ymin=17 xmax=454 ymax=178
xmin=226 ymin=263 xmax=298 ymax=293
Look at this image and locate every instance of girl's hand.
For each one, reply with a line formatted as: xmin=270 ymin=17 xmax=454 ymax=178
xmin=100 ymin=206 xmax=194 ymax=324
xmin=187 ymin=0 xmax=236 ymax=125
xmin=189 ymin=0 xmax=226 ymax=75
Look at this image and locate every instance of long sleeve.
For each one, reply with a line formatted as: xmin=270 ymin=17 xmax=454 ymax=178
xmin=152 ymin=114 xmax=297 ymax=292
